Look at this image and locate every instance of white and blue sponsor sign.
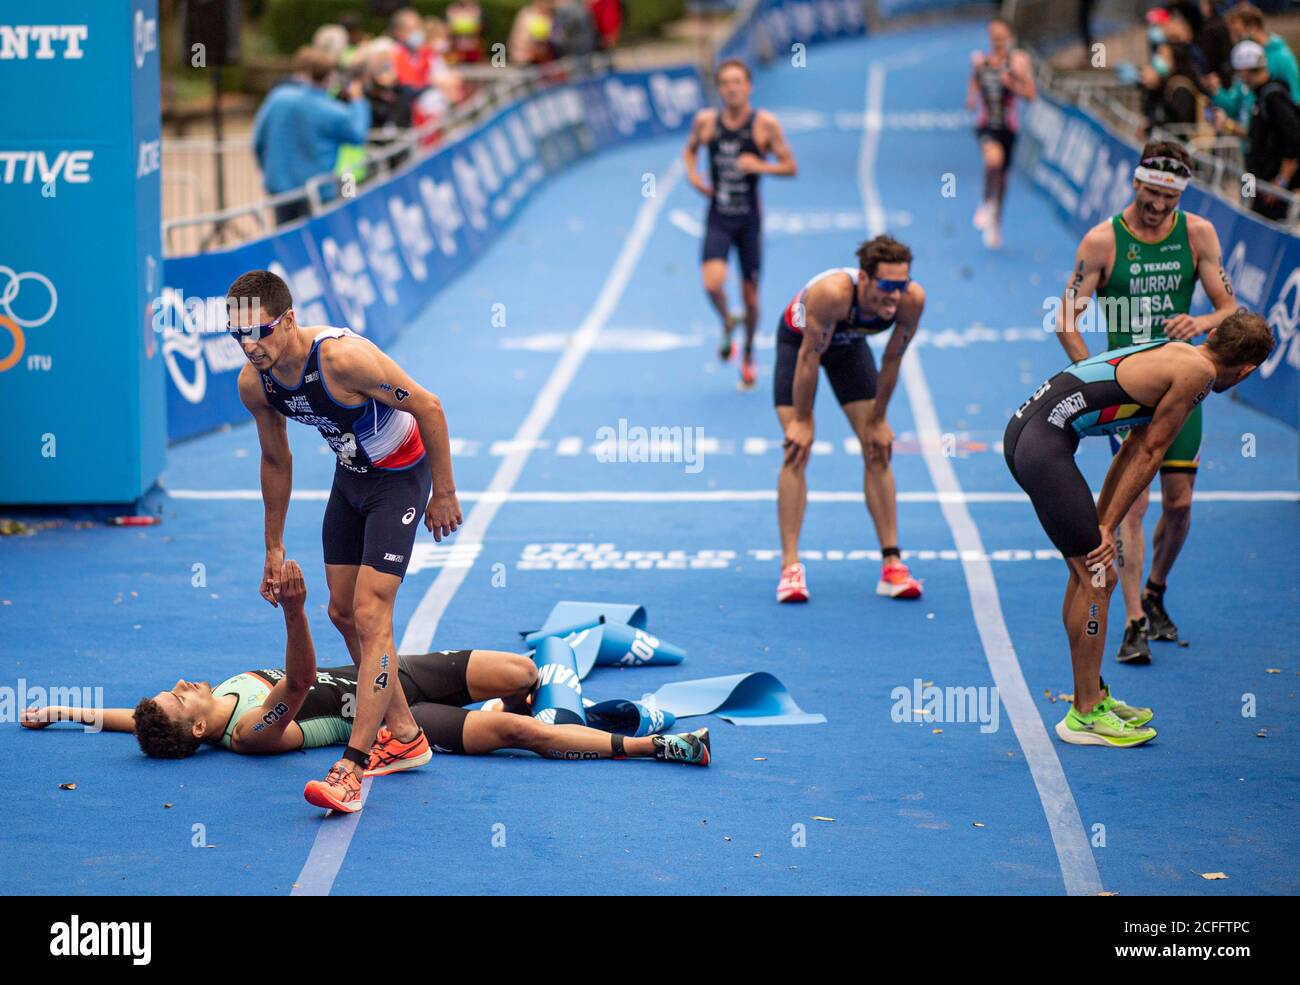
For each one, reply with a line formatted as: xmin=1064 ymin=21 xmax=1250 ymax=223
xmin=1018 ymin=93 xmax=1300 ymax=429
xmin=160 ymin=66 xmax=705 ymax=442
xmin=0 ymin=0 xmax=165 ymax=504
xmin=718 ymin=0 xmax=868 ymax=67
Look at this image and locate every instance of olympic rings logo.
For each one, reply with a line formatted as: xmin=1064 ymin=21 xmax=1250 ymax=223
xmin=0 ymin=266 xmax=58 ymax=373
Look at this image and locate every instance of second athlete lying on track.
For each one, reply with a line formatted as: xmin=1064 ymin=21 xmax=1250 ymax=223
xmin=20 ymin=562 xmax=711 ymax=769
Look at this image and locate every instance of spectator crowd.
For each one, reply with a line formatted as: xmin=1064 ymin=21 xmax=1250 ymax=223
xmin=1124 ymin=1 xmax=1300 ymax=222
xmin=252 ymin=2 xmax=627 ymax=226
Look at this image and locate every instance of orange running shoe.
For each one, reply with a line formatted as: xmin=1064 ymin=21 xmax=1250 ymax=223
xmin=776 ymin=562 xmax=809 ymax=603
xmin=877 ymin=559 xmax=922 ymax=599
xmin=304 ymin=762 xmax=363 ymax=813
xmin=363 ymin=726 xmax=432 ymax=777
xmin=739 ymin=356 xmax=757 ymax=390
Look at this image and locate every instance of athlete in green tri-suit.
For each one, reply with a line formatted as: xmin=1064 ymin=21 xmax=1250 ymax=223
xmin=20 ymin=561 xmax=711 ymax=769
xmin=1055 ymin=141 xmax=1240 ymax=664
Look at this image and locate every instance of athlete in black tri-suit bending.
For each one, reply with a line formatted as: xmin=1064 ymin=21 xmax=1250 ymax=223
xmin=229 ymin=269 xmax=462 ymax=814
xmin=1003 ymin=312 xmax=1271 ymax=749
xmin=684 ymin=57 xmax=797 ymax=390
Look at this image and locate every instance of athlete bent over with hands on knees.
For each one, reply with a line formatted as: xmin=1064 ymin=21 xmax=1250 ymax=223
xmin=1056 ymin=143 xmax=1240 ymax=664
xmin=229 ymin=269 xmax=462 ymax=813
xmin=20 ymin=561 xmax=711 ymax=768
xmin=774 ymin=235 xmax=924 ymax=604
xmin=1005 ymin=312 xmax=1272 ymax=747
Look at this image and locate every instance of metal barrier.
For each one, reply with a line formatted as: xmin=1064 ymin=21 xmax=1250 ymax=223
xmin=161 ymin=53 xmax=611 ymax=257
xmin=1033 ymin=57 xmax=1300 ymax=229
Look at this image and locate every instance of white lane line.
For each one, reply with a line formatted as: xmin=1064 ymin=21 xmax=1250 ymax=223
xmin=859 ymin=55 xmax=1103 ymax=896
xmin=168 ymin=488 xmax=1300 ymax=504
xmin=859 ymin=62 xmax=888 ymax=237
xmin=290 ymin=158 xmax=683 ymax=897
xmin=405 ymin=159 xmax=683 ymax=653
xmin=289 ymin=776 xmax=372 ymax=897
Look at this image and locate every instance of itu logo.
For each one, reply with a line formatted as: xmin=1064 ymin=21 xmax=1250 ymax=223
xmin=133 ymin=8 xmax=157 ymax=69
xmin=0 ymin=265 xmax=58 ymax=373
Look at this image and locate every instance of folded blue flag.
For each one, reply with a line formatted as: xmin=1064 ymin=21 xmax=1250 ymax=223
xmin=527 ymin=600 xmax=648 ymax=638
xmin=647 ymin=673 xmax=826 ymax=726
xmin=530 ymin=637 xmax=586 ymax=726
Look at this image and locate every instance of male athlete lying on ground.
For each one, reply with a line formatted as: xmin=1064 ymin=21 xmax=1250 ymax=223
xmin=20 ymin=561 xmax=710 ymax=774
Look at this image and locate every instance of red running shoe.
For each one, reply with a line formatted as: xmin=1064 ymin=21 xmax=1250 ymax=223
xmin=877 ymin=559 xmax=922 ymax=599
xmin=304 ymin=762 xmax=364 ymax=813
xmin=777 ymin=562 xmax=810 ymax=603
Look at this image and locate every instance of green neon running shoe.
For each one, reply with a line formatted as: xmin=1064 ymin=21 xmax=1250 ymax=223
xmin=1055 ymin=705 xmax=1156 ymax=748
xmin=1098 ymin=691 xmax=1154 ymax=728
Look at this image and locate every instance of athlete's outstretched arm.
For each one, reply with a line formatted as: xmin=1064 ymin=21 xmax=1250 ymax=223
xmin=1056 ymin=227 xmax=1107 ymax=362
xmin=322 ymin=342 xmax=462 ymax=540
xmin=1166 ymin=218 xmax=1236 ymax=340
xmin=682 ymin=109 xmax=713 ymax=197
xmin=238 ymin=365 xmax=292 ymax=607
xmin=865 ymin=286 xmax=925 ymax=465
xmin=21 ymin=707 xmax=135 ymax=733
xmin=1092 ymin=370 xmax=1210 ymax=565
xmin=230 ymin=561 xmax=317 ymax=754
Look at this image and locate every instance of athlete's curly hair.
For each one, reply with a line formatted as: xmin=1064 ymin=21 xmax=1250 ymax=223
xmin=133 ymin=697 xmax=204 ymax=760
xmin=856 ymin=235 xmax=913 ymax=276
xmin=1207 ymin=309 xmax=1274 ymax=368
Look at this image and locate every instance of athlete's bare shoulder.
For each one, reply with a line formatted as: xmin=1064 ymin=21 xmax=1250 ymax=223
xmin=812 ymin=269 xmax=856 ymax=307
xmin=317 ymin=331 xmax=380 ymax=379
xmin=1081 ymin=218 xmax=1116 ymax=253
xmin=690 ymin=107 xmax=718 ymax=141
xmin=236 ymin=361 xmax=267 ymax=408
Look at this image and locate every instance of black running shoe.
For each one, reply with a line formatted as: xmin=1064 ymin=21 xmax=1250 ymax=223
xmin=1116 ymin=618 xmax=1151 ymax=665
xmin=1142 ymin=593 xmax=1179 ymax=641
xmin=652 ymin=728 xmax=711 ymax=766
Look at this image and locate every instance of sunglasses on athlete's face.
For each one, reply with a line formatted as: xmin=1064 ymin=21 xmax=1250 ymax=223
xmin=874 ymin=278 xmax=910 ymax=295
xmin=227 ymin=308 xmax=291 ymax=342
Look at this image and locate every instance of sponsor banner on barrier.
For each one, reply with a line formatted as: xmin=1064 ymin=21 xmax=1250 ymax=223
xmin=718 ymin=0 xmax=868 ymax=67
xmin=161 ymin=66 xmax=704 ymax=442
xmin=1018 ymin=93 xmax=1299 ymax=429
xmin=0 ymin=0 xmax=165 ymax=504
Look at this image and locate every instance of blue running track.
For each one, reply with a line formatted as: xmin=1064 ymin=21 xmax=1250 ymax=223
xmin=3 ymin=22 xmax=1297 ymax=896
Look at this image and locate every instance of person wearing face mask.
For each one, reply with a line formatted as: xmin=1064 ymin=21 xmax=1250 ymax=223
xmin=390 ymin=6 xmax=434 ymax=88
xmin=446 ymin=1 xmax=484 ymax=63
xmin=1053 ymin=142 xmax=1241 ymax=666
xmin=510 ymin=0 xmax=559 ymax=65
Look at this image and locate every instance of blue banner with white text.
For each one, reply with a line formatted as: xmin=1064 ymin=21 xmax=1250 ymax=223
xmin=160 ymin=66 xmax=706 ymax=443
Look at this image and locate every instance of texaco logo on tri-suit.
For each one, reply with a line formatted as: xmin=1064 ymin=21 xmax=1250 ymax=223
xmin=0 ymin=265 xmax=58 ymax=373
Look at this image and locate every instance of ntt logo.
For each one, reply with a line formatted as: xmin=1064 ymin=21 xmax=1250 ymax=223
xmin=0 ymin=25 xmax=88 ymax=59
